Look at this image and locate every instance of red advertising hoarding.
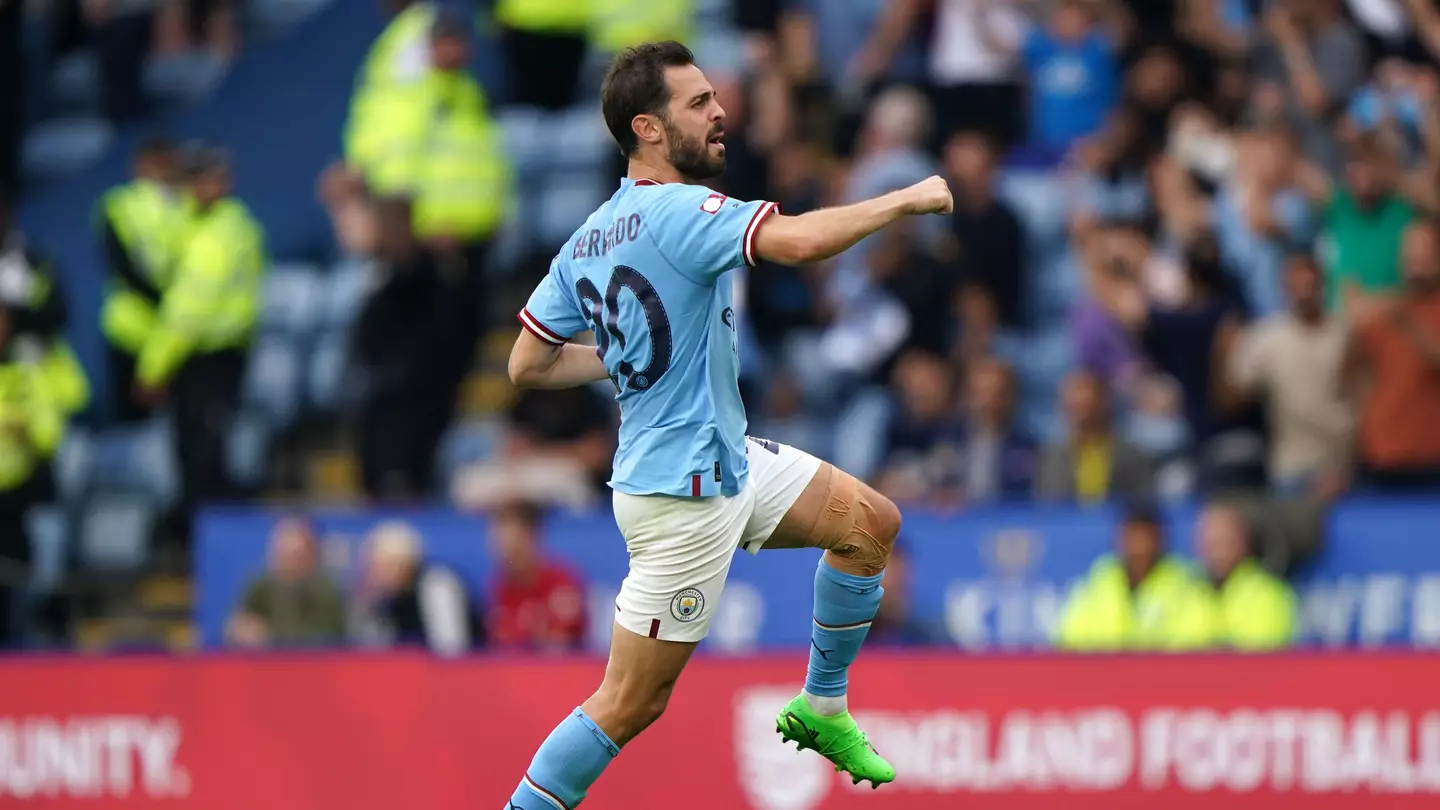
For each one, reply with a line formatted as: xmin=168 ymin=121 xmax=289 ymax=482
xmin=2 ymin=653 xmax=1440 ymax=809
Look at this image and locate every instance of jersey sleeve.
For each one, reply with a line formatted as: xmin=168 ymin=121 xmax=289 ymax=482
xmin=648 ymin=186 xmax=779 ymax=282
xmin=518 ymin=261 xmax=587 ymax=346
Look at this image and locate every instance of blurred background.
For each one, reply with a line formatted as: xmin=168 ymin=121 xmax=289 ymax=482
xmin=5 ymin=0 xmax=1440 ymax=803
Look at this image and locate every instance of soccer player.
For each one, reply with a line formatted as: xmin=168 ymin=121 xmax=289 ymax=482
xmin=502 ymin=41 xmax=953 ymax=809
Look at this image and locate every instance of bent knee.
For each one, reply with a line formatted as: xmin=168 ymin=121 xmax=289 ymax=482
xmin=588 ymin=680 xmax=676 ymax=743
xmin=865 ymin=489 xmax=902 ymax=545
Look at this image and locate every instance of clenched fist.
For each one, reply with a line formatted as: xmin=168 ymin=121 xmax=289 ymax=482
xmin=902 ymin=175 xmax=954 ymax=216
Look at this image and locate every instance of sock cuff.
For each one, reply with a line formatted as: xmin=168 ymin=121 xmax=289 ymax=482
xmin=818 ymin=558 xmax=884 ymax=593
xmin=572 ymin=707 xmax=621 ymax=757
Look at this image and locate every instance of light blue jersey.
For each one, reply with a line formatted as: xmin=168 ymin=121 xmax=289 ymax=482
xmin=519 ymin=178 xmax=779 ymax=498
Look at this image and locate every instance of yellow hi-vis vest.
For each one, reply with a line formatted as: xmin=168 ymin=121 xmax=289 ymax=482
xmin=137 ymin=198 xmax=266 ymax=387
xmin=494 ymin=0 xmax=589 ymax=34
xmin=0 ymin=362 xmax=64 ymax=491
xmin=1198 ymin=559 xmax=1298 ymax=651
xmin=345 ymin=3 xmax=438 ymax=172
xmin=365 ymin=70 xmax=511 ymax=241
xmin=1055 ymin=555 xmax=1214 ymax=652
xmin=7 ymin=334 xmax=90 ymax=418
xmin=97 ymin=180 xmax=189 ymax=354
xmin=590 ymin=0 xmax=691 ymax=52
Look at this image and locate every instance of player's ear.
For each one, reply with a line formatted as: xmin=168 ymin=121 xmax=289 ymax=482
xmin=632 ymin=114 xmax=664 ymax=149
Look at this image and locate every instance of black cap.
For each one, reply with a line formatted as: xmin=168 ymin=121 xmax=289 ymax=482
xmin=430 ymin=8 xmax=469 ymax=39
xmin=179 ymin=141 xmax=229 ymax=177
xmin=1120 ymin=500 xmax=1163 ymax=529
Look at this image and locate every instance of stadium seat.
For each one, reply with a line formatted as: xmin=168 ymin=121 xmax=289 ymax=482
xmin=999 ymin=172 xmax=1071 ymax=255
xmin=498 ymin=109 xmax=545 ymax=176
xmin=537 ymin=178 xmax=608 ymax=248
xmin=259 ymin=263 xmax=324 ymax=337
xmin=227 ymin=410 xmax=272 ymax=490
xmin=53 ymin=429 xmax=94 ymax=503
xmin=436 ymin=418 xmax=504 ymax=492
xmin=307 ymin=330 xmax=350 ymax=412
xmin=20 ymin=117 xmax=114 ymax=179
xmin=246 ymin=0 xmax=336 ymax=35
xmin=553 ymin=105 xmax=611 ymax=171
xmin=243 ymin=336 xmax=303 ymax=427
xmin=76 ymin=494 xmax=156 ymax=571
xmin=26 ymin=505 xmax=70 ymax=593
xmin=319 ymin=259 xmax=374 ymax=330
xmin=143 ymin=53 xmax=229 ymax=103
xmin=86 ymin=419 xmax=181 ymax=506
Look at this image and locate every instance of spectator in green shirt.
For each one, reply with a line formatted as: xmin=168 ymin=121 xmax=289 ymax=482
xmin=226 ymin=518 xmax=347 ymax=648
xmin=1300 ymin=135 xmax=1437 ymax=313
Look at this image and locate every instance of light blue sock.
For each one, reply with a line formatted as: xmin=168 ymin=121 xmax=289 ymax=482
xmin=506 ymin=707 xmax=618 ymax=809
xmin=805 ymin=558 xmax=884 ymax=700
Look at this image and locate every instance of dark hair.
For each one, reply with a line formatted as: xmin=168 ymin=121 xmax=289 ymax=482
xmin=492 ymin=499 xmax=544 ymax=528
xmin=600 ymin=41 xmax=696 ymax=158
xmin=137 ymin=135 xmax=175 ymax=158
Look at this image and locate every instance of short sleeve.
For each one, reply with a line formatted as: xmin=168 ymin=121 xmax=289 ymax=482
xmin=518 ymin=261 xmax=588 ymax=346
xmin=648 ymin=186 xmax=779 ymax=283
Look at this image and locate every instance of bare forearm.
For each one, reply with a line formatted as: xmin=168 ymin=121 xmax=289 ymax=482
xmin=509 ymin=340 xmax=610 ymax=389
xmin=757 ymin=193 xmax=912 ymax=266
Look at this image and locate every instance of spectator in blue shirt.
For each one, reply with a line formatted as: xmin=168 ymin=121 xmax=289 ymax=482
xmin=1019 ymin=0 xmax=1124 ymax=156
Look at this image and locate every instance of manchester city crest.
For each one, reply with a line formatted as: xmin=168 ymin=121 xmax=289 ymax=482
xmin=670 ymin=588 xmax=705 ymax=622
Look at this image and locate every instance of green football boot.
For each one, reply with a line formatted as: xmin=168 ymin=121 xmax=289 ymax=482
xmin=774 ymin=694 xmax=896 ymax=789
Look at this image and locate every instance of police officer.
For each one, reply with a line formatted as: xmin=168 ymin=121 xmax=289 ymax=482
xmin=1194 ymin=504 xmax=1298 ymax=650
xmin=0 ymin=201 xmax=88 ymax=483
xmin=135 ymin=144 xmax=265 ymax=537
xmin=0 ymin=305 xmax=66 ymax=647
xmin=1055 ymin=503 xmax=1213 ymax=651
xmin=97 ymin=136 xmax=185 ymax=423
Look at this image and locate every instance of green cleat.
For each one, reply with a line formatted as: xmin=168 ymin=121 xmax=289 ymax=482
xmin=774 ymin=694 xmax=896 ymax=789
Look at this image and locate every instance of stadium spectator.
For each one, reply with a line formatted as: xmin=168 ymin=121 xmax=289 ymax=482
xmin=854 ymin=0 xmax=1028 ymax=150
xmin=451 ymin=382 xmax=616 ymax=511
xmin=879 ymin=355 xmax=1034 ymax=505
xmin=1193 ymin=503 xmax=1298 ymax=650
xmin=809 ymin=87 xmax=943 ymax=406
xmin=1345 ymin=219 xmax=1440 ymax=489
xmin=1055 ymin=503 xmax=1210 ymax=651
xmin=98 ymin=137 xmax=185 ymax=424
xmin=136 ymin=144 xmax=264 ymax=547
xmin=352 ymin=520 xmax=482 ymax=656
xmin=485 ymin=500 xmax=587 ymax=653
xmin=495 ymin=0 xmax=589 ymax=111
xmin=1211 ymin=125 xmax=1314 ymax=318
xmin=1036 ymin=369 xmax=1155 ymax=504
xmin=79 ymin=0 xmax=159 ymax=122
xmin=865 ymin=540 xmax=944 ymax=646
xmin=1002 ymin=0 xmax=1128 ymax=160
xmin=316 ymin=163 xmax=378 ymax=260
xmin=1229 ymin=249 xmax=1353 ymax=494
xmin=1301 ymin=136 xmax=1423 ymax=312
xmin=874 ymin=352 xmax=960 ymax=504
xmin=225 ymin=518 xmax=346 ymax=648
xmin=946 ymin=129 xmax=1026 ymax=330
xmin=1254 ymin=0 xmax=1367 ymax=173
xmin=353 ymin=196 xmax=449 ymax=500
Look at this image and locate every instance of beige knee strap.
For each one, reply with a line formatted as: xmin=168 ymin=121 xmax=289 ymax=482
xmin=810 ymin=471 xmax=893 ymax=577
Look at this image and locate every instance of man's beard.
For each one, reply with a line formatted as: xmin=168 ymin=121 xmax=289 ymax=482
xmin=665 ymin=120 xmax=725 ymax=180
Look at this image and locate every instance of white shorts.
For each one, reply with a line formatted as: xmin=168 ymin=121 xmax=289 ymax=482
xmin=611 ymin=437 xmax=823 ymax=643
